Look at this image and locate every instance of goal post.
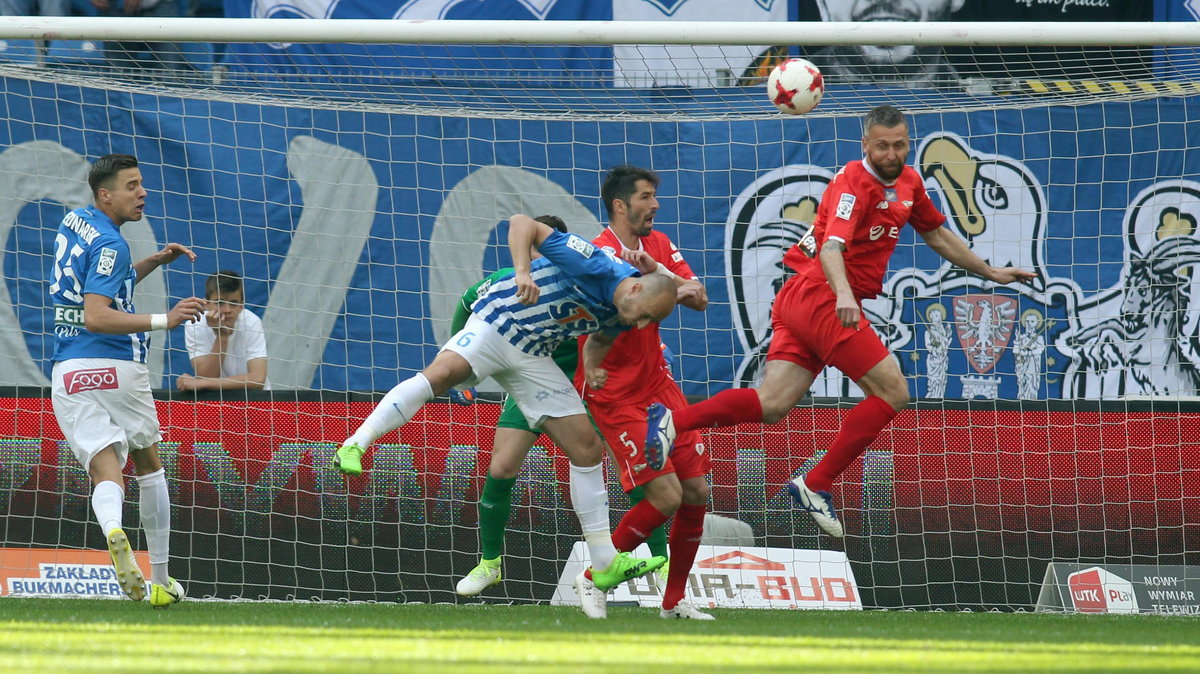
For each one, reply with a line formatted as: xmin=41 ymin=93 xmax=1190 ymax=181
xmin=0 ymin=17 xmax=1197 ymax=611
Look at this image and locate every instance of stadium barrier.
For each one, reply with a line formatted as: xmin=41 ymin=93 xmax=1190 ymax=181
xmin=2 ymin=391 xmax=1197 ymax=609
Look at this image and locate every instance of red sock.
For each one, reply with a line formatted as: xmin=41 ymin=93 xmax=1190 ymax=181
xmin=612 ymin=499 xmax=669 ymax=553
xmin=806 ymin=395 xmax=897 ymax=492
xmin=662 ymin=503 xmax=706 ymax=611
xmin=672 ymin=388 xmax=763 ymax=433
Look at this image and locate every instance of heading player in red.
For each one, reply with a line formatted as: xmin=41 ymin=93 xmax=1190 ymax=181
xmin=645 ymin=105 xmax=1037 ymax=537
xmin=575 ymin=165 xmax=712 ymax=619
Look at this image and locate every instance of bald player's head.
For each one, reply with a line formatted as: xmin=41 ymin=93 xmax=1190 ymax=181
xmin=613 ymin=273 xmax=677 ymax=330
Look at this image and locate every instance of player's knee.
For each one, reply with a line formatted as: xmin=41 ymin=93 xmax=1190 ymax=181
xmin=760 ymin=397 xmax=791 ymax=424
xmin=488 ymin=462 xmax=520 ymax=480
xmin=681 ymin=477 xmax=709 ymax=504
xmin=880 ymin=381 xmax=910 ymax=410
xmin=423 ymin=353 xmax=471 ymax=395
xmin=644 ymin=483 xmax=682 ymax=515
xmin=642 ymin=474 xmax=683 ymax=508
xmin=564 ymin=435 xmax=604 ymax=466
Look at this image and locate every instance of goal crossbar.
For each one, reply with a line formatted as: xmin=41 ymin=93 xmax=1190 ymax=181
xmin=0 ymin=17 xmax=1197 ymax=47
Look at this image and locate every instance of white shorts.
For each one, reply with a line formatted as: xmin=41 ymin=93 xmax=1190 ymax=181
xmin=51 ymin=358 xmax=162 ymax=472
xmin=442 ymin=314 xmax=586 ymax=428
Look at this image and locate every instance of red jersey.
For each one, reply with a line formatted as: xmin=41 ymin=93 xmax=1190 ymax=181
xmin=784 ymin=160 xmax=945 ymax=300
xmin=575 ymin=227 xmax=697 ymax=406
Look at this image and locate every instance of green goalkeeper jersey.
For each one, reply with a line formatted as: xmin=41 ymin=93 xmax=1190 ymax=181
xmin=450 ymin=268 xmax=579 ymax=378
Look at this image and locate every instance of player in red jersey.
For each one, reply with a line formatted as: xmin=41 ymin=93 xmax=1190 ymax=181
xmin=645 ymin=105 xmax=1037 ymax=537
xmin=576 ymin=165 xmax=714 ymax=620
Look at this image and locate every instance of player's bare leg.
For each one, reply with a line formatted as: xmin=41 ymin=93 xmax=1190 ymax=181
xmin=755 ymin=359 xmax=817 ymax=424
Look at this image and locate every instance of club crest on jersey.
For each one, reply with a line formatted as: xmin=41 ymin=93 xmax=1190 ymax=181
xmin=835 ymin=193 xmax=855 ymax=220
xmin=885 ymin=188 xmax=898 ymax=202
xmin=566 ymin=235 xmax=594 ymax=257
xmin=97 ymin=248 xmax=118 ymax=276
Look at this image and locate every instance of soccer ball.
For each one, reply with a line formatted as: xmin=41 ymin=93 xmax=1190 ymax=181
xmin=767 ymin=58 xmax=824 ymax=115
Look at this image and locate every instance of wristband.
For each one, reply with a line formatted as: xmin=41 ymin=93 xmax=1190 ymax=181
xmin=150 ymin=313 xmax=169 ymax=331
xmin=653 ymin=264 xmax=677 ymax=280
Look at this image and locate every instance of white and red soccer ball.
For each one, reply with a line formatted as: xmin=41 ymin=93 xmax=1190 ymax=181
xmin=767 ymin=58 xmax=824 ymax=115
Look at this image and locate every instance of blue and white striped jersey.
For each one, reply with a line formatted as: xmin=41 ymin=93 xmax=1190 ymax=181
xmin=48 ymin=206 xmax=148 ymax=363
xmin=471 ymin=230 xmax=639 ymax=357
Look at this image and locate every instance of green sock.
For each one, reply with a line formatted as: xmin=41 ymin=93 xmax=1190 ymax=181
xmin=478 ymin=475 xmax=517 ymax=561
xmin=627 ymin=486 xmax=669 ymax=559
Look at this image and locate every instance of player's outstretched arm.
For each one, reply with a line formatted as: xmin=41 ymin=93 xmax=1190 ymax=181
xmin=133 ymin=242 xmax=197 ymax=284
xmin=84 ymin=293 xmax=206 ymax=334
xmin=920 ymin=226 xmax=1038 ymax=285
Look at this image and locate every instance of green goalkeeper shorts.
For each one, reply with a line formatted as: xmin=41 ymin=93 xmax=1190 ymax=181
xmin=495 ymin=396 xmax=542 ymax=435
xmin=495 ymin=396 xmax=605 ymax=439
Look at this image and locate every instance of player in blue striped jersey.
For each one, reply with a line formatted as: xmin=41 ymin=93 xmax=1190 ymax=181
xmin=472 ymin=223 xmax=648 ymax=357
xmin=49 ymin=154 xmax=206 ymax=607
xmin=335 ymin=213 xmax=679 ymax=617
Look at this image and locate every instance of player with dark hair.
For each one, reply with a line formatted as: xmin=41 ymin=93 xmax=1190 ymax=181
xmin=577 ymin=165 xmax=714 ymax=620
xmin=49 ymin=153 xmax=205 ymax=607
xmin=646 ymin=105 xmax=1036 ymax=537
xmin=335 ymin=213 xmax=678 ymax=618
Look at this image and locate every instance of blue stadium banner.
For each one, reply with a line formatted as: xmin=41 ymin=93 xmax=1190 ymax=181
xmin=220 ymin=0 xmax=610 ymax=85
xmin=3 ymin=75 xmax=1200 ymax=399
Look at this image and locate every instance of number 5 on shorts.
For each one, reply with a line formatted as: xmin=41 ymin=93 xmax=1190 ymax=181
xmin=619 ymin=431 xmax=637 ymax=458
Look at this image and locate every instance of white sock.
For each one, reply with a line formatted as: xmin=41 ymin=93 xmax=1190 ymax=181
xmin=569 ymin=462 xmax=616 ymax=570
xmin=347 ymin=373 xmax=434 ymax=447
xmin=91 ymin=480 xmax=124 ymax=537
xmin=136 ymin=469 xmax=171 ymax=586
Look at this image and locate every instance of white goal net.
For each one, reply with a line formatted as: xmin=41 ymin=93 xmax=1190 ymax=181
xmin=0 ymin=17 xmax=1197 ymax=610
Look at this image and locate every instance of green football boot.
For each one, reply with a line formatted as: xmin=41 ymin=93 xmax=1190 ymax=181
xmin=589 ymin=551 xmax=667 ymax=592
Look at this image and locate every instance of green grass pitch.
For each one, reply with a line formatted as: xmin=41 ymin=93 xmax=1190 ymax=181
xmin=1 ymin=598 xmax=1197 ymax=673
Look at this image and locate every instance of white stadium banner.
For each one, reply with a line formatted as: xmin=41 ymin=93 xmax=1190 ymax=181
xmin=551 ymin=543 xmax=862 ymax=610
xmin=1036 ymin=563 xmax=1200 ymax=616
xmin=611 ymin=0 xmax=788 ymax=88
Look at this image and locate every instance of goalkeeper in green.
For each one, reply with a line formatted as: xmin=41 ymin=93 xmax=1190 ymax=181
xmin=453 ymin=215 xmax=669 ymax=597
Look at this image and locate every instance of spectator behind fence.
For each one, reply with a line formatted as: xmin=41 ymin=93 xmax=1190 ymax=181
xmin=90 ymin=0 xmax=195 ymax=73
xmin=177 ymin=270 xmax=269 ymax=391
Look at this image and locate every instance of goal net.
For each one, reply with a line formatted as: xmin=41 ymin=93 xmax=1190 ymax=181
xmin=0 ymin=17 xmax=1197 ymax=611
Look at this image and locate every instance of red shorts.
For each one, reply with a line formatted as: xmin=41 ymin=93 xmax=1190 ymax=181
xmin=766 ymin=277 xmax=889 ymax=381
xmin=589 ymin=378 xmax=709 ymax=492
